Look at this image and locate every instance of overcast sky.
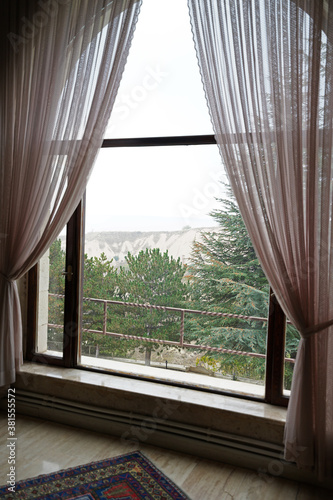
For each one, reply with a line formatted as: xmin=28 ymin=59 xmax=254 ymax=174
xmin=85 ymin=0 xmax=229 ymax=233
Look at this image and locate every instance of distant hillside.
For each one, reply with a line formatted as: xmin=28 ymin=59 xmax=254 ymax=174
xmin=79 ymin=227 xmax=220 ymax=266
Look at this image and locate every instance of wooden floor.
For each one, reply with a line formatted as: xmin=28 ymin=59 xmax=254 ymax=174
xmin=0 ymin=412 xmax=331 ymax=499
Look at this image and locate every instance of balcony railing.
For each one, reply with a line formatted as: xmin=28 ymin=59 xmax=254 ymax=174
xmin=48 ymin=293 xmax=295 ymax=364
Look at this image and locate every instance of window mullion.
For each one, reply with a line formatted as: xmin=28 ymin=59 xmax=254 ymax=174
xmin=101 ymin=135 xmax=216 ymax=148
xmin=63 ymin=201 xmax=84 ymax=368
xmin=265 ymin=289 xmax=288 ymax=406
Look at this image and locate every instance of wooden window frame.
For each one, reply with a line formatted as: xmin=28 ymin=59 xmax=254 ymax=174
xmin=26 ymin=134 xmax=289 ymax=407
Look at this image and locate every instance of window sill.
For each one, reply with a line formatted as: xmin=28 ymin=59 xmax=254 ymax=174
xmin=79 ymin=355 xmax=266 ymax=399
xmin=14 ymin=362 xmax=286 ymax=445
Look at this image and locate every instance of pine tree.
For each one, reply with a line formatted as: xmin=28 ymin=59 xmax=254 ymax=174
xmin=187 ymin=189 xmax=270 ymax=380
xmin=79 ymin=248 xmax=190 ymax=363
xmin=117 ymin=248 xmax=189 ymax=365
xmin=81 ymin=252 xmax=126 ymax=357
xmin=48 ymin=238 xmax=66 ymax=350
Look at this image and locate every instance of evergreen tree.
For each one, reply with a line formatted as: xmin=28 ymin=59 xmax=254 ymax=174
xmin=49 ymin=238 xmax=66 ymax=295
xmin=81 ymin=252 xmax=125 ymax=357
xmin=48 ymin=238 xmax=66 ymax=350
xmin=187 ymin=189 xmax=270 ymax=380
xmin=187 ymin=188 xmax=299 ymax=386
xmin=48 ymin=243 xmax=189 ymax=362
xmin=117 ymin=248 xmax=189 ymax=364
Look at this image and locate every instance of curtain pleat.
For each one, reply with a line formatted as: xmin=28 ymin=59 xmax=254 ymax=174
xmin=189 ymin=0 xmax=333 ymax=479
xmin=0 ymin=0 xmax=141 ymax=387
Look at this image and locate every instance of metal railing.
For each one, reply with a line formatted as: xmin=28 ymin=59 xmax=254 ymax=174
xmin=48 ymin=293 xmax=296 ymax=364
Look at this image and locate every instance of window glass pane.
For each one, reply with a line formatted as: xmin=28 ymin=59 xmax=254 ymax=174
xmin=284 ymin=322 xmax=301 ymax=393
xmin=36 ymin=230 xmax=66 ymax=357
xmin=106 ymin=0 xmax=214 ymax=138
xmin=85 ymin=146 xmax=227 ymax=232
xmin=79 ymin=145 xmax=268 ymax=397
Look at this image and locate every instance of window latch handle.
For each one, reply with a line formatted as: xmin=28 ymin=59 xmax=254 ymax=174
xmin=62 ymin=265 xmax=73 ymax=282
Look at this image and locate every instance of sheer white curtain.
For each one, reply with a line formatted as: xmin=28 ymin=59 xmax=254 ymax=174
xmin=0 ymin=0 xmax=141 ymax=387
xmin=189 ymin=0 xmax=333 ymax=479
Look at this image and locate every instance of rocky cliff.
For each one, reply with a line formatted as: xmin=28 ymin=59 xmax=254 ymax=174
xmin=83 ymin=227 xmax=220 ymax=265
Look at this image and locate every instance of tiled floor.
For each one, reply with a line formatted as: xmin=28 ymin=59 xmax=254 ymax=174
xmin=0 ymin=412 xmax=332 ymax=499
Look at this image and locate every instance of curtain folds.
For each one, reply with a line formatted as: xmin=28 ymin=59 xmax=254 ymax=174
xmin=189 ymin=0 xmax=333 ymax=479
xmin=0 ymin=0 xmax=141 ymax=387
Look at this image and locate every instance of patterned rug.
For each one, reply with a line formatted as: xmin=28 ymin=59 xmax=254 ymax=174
xmin=0 ymin=451 xmax=190 ymax=499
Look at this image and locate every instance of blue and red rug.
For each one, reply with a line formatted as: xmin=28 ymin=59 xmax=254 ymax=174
xmin=0 ymin=451 xmax=190 ymax=499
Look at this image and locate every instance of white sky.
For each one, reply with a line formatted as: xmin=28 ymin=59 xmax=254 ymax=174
xmin=85 ymin=0 xmax=229 ymax=233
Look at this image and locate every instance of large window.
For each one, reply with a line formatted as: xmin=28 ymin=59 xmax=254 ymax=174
xmin=27 ymin=0 xmax=298 ymax=406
